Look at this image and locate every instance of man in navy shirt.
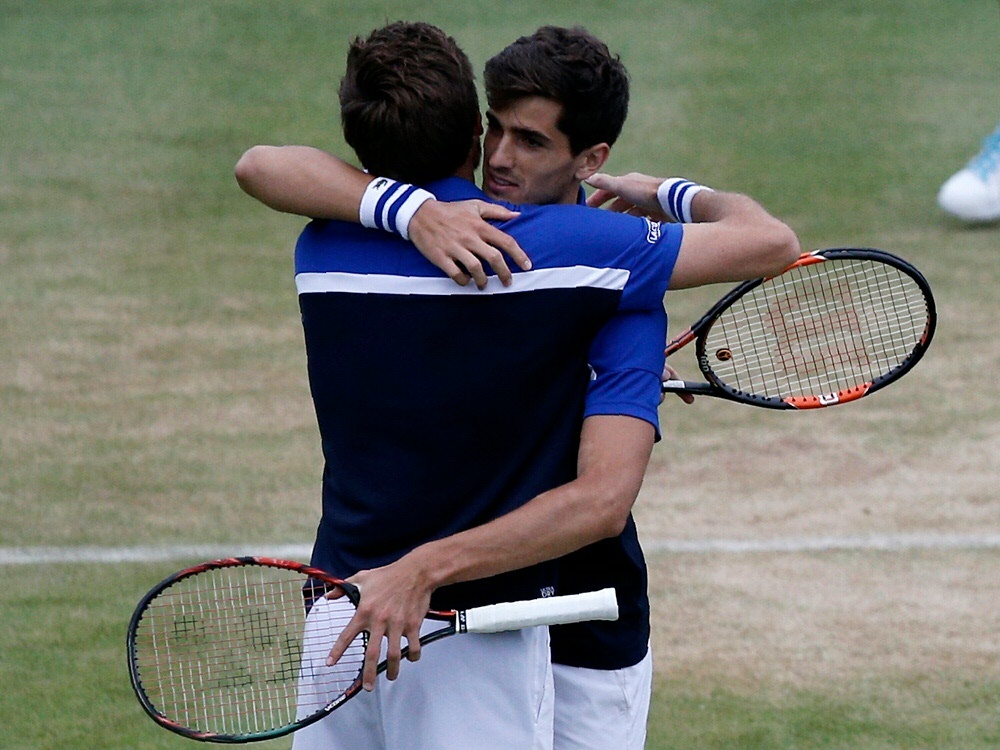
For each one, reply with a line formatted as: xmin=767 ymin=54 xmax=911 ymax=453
xmin=237 ymin=22 xmax=798 ymax=750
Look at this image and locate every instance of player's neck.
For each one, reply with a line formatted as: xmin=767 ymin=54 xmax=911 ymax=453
xmin=557 ymin=182 xmax=584 ymax=205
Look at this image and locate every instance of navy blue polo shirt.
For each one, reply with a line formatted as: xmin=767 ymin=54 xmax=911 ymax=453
xmin=295 ymin=178 xmax=682 ymax=660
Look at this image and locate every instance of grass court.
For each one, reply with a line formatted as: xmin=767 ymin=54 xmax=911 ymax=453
xmin=1 ymin=1 xmax=997 ymax=747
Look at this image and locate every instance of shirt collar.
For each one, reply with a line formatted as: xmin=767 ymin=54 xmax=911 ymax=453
xmin=424 ymin=176 xmax=489 ymax=202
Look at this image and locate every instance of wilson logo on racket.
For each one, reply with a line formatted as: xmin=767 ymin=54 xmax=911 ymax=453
xmin=661 ymin=248 xmax=936 ymax=409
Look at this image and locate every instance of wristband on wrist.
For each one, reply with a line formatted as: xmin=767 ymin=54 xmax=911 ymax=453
xmin=656 ymin=178 xmax=714 ymax=223
xmin=359 ymin=177 xmax=435 ymax=240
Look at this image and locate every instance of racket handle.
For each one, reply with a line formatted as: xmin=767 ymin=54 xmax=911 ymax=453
xmin=462 ymin=588 xmax=618 ymax=633
xmin=661 ymin=379 xmax=710 ymax=393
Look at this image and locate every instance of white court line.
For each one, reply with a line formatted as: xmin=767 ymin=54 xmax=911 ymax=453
xmin=0 ymin=544 xmax=313 ymax=566
xmin=1 ymin=534 xmax=999 ymax=565
xmin=642 ymin=532 xmax=1000 ymax=554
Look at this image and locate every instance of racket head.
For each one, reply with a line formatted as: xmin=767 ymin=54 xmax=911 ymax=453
xmin=127 ymin=557 xmax=365 ymax=743
xmin=687 ymin=248 xmax=936 ymax=409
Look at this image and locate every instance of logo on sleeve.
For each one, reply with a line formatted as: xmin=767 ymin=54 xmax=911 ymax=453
xmin=644 ymin=218 xmax=662 ymax=244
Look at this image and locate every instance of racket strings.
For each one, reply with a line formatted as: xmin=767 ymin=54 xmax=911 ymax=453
xmin=132 ymin=566 xmax=365 ymax=737
xmin=707 ymin=260 xmax=928 ymax=399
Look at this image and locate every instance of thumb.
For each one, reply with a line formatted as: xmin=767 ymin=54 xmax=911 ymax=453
xmin=584 ymin=172 xmax=614 ymax=191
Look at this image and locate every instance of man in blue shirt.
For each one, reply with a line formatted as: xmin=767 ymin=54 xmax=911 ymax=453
xmin=236 ymin=22 xmax=798 ymax=750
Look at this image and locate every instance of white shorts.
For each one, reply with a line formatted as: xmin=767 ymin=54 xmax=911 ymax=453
xmin=552 ymin=646 xmax=652 ymax=750
xmin=291 ymin=597 xmax=554 ymax=750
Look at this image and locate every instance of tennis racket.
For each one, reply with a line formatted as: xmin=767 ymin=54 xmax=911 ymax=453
xmin=661 ymin=248 xmax=936 ymax=409
xmin=127 ymin=556 xmax=617 ymax=743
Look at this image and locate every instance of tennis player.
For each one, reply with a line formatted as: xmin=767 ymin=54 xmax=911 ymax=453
xmin=236 ymin=22 xmax=798 ymax=750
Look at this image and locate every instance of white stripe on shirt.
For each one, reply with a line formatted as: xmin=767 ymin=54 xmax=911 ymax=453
xmin=295 ymin=265 xmax=630 ymax=296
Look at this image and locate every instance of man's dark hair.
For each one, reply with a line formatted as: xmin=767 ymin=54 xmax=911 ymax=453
xmin=339 ymin=22 xmax=480 ymax=184
xmin=484 ymin=26 xmax=630 ymax=155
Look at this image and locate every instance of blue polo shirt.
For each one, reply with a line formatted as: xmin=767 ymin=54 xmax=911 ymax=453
xmin=295 ymin=178 xmax=681 ymax=663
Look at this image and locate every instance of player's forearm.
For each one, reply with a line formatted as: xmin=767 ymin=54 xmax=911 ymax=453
xmin=234 ymin=145 xmax=371 ymax=220
xmin=586 ymin=172 xmax=800 ymax=287
xmin=700 ymin=189 xmax=800 ymax=272
xmin=403 ymin=416 xmax=655 ymax=592
xmin=409 ymin=484 xmax=617 ymax=592
xmin=670 ymin=190 xmax=800 ymax=288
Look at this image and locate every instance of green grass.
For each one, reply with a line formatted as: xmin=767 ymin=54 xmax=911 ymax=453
xmin=648 ymin=679 xmax=1000 ymax=749
xmin=2 ymin=1 xmax=997 ymax=748
xmin=1 ymin=562 xmax=996 ymax=749
xmin=0 ymin=563 xmax=293 ymax=749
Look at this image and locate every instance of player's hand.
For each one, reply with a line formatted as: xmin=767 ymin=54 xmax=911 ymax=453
xmin=408 ymin=200 xmax=532 ymax=289
xmin=662 ymin=361 xmax=695 ymax=404
xmin=324 ymin=560 xmax=433 ymax=691
xmin=585 ymin=172 xmax=671 ymax=222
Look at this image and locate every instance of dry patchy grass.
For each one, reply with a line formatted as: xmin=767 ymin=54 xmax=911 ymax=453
xmin=647 ymin=550 xmax=999 ymax=692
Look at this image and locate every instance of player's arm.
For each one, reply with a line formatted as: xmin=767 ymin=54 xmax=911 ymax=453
xmin=234 ymin=145 xmax=531 ymax=288
xmin=328 ymin=414 xmax=654 ymax=691
xmin=587 ymin=171 xmax=801 ymax=287
xmin=235 ymin=145 xmax=369 ymax=220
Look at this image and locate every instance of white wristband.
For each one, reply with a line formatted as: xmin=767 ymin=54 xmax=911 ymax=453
xmin=359 ymin=177 xmax=435 ymax=240
xmin=656 ymin=178 xmax=714 ymax=223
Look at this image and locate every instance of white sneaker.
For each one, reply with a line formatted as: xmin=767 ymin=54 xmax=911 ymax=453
xmin=937 ymin=123 xmax=1000 ymax=223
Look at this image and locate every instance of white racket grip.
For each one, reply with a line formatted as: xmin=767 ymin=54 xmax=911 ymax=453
xmin=460 ymin=588 xmax=618 ymax=634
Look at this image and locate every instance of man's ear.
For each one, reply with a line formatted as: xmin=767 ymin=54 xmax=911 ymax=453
xmin=574 ymin=143 xmax=611 ymax=181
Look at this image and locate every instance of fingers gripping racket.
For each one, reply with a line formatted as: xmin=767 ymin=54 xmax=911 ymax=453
xmin=661 ymin=248 xmax=936 ymax=409
xmin=127 ymin=556 xmax=618 ymax=743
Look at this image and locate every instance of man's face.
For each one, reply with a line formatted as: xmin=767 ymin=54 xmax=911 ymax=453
xmin=482 ymin=96 xmax=587 ymax=206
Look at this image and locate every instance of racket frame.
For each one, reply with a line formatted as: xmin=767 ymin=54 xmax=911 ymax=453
xmin=661 ymin=248 xmax=936 ymax=409
xmin=126 ymin=556 xmax=361 ymax=744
